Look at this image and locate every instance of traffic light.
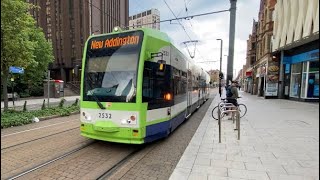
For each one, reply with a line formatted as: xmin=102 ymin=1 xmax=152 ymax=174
xmin=219 ymin=72 xmax=224 ymax=79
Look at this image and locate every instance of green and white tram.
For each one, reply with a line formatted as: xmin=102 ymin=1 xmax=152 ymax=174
xmin=80 ymin=27 xmax=210 ymax=144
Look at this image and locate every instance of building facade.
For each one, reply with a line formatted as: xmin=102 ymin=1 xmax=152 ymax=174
xmin=272 ymin=0 xmax=319 ymax=101
xmin=244 ymin=0 xmax=276 ymax=98
xmin=244 ymin=20 xmax=258 ymax=94
xmin=28 ymin=0 xmax=129 ymax=83
xmin=208 ymin=69 xmax=220 ymax=87
xmin=129 ymin=9 xmax=160 ymax=30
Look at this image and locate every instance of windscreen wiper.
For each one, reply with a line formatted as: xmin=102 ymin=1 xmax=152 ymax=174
xmin=87 ymin=76 xmax=106 ymax=109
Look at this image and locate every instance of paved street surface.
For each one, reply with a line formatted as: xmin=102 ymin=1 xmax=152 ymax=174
xmin=170 ymin=90 xmax=319 ymax=180
xmin=1 ymin=96 xmax=80 ymax=111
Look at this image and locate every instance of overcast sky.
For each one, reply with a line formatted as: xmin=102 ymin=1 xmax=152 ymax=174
xmin=129 ymin=0 xmax=260 ymax=76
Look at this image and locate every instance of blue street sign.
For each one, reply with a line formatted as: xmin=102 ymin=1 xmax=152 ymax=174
xmin=9 ymin=66 xmax=24 ymax=74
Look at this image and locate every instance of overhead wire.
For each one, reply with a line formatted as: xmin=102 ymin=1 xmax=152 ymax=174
xmin=163 ymin=0 xmax=208 ymax=61
xmin=87 ymin=0 xmax=229 ymax=66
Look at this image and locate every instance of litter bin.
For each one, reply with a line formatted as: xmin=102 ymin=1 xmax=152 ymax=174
xmin=54 ymin=80 xmax=64 ymax=98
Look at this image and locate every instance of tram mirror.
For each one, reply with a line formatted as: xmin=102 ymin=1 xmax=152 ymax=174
xmin=151 ymin=52 xmax=163 ymax=59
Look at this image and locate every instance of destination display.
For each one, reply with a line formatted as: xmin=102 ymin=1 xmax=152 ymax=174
xmin=90 ymin=35 xmax=140 ymax=49
xmin=89 ymin=31 xmax=143 ymax=50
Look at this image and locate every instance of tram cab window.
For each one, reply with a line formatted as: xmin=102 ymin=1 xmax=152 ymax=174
xmin=143 ymin=61 xmax=173 ymax=109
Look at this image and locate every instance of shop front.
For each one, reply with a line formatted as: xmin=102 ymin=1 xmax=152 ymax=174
xmin=265 ymin=55 xmax=280 ymax=98
xmin=244 ymin=70 xmax=253 ymax=93
xmin=283 ymin=49 xmax=319 ymax=101
xmin=257 ymin=64 xmax=267 ymax=97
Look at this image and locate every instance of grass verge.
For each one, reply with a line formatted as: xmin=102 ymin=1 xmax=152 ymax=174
xmin=1 ymin=104 xmax=79 ymax=129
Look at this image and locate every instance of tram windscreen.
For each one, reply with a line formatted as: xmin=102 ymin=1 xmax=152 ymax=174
xmin=83 ymin=31 xmax=143 ymax=102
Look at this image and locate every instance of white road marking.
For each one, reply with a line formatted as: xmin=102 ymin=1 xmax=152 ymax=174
xmin=1 ymin=120 xmax=75 ymax=138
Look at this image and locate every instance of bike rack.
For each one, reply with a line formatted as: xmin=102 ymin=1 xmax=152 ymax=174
xmin=217 ymin=102 xmax=241 ymax=143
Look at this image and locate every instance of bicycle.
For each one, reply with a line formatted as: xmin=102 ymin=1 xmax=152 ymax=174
xmin=211 ymin=97 xmax=247 ymax=120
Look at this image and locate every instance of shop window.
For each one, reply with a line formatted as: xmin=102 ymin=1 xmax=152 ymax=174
xmin=307 ymin=72 xmax=319 ymax=98
xmin=300 ymin=61 xmax=319 ymax=99
xmin=301 ymin=73 xmax=307 ymax=98
xmin=301 ymin=62 xmax=308 ymax=98
xmin=303 ymin=62 xmax=308 ymax=72
xmin=307 ymin=60 xmax=319 ymax=98
xmin=309 ymin=61 xmax=319 ymax=72
xmin=290 ymin=63 xmax=302 ymax=97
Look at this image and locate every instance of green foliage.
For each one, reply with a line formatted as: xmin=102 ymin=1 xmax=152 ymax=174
xmin=41 ymin=99 xmax=45 ymax=110
xmin=59 ymin=98 xmax=66 ymax=108
xmin=29 ymin=85 xmax=44 ymax=96
xmin=1 ymin=104 xmax=80 ymax=129
xmin=1 ymin=0 xmax=54 ymax=109
xmin=1 ymin=0 xmax=37 ymax=69
xmin=23 ymin=101 xmax=27 ymax=111
xmin=73 ymin=98 xmax=79 ymax=106
xmin=19 ymin=91 xmax=30 ymax=98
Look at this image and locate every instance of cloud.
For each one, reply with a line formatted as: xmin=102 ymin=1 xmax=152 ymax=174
xmin=129 ymin=0 xmax=260 ymax=75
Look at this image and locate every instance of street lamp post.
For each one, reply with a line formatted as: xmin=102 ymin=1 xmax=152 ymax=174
xmin=217 ymin=39 xmax=223 ymax=97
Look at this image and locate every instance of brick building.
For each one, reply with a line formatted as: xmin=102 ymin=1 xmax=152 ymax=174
xmin=28 ymin=0 xmax=129 ymax=83
xmin=243 ymin=0 xmax=276 ymax=97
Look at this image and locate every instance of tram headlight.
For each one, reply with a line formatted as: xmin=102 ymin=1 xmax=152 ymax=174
xmin=121 ymin=115 xmax=137 ymax=125
xmin=85 ymin=115 xmax=92 ymax=121
xmin=82 ymin=111 xmax=92 ymax=122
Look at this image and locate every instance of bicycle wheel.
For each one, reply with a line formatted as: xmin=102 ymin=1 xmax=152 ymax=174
xmin=212 ymin=106 xmax=225 ymax=120
xmin=238 ymin=104 xmax=247 ymax=118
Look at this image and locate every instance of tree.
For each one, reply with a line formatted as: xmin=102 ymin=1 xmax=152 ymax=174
xmin=21 ymin=27 xmax=53 ymax=96
xmin=1 ymin=0 xmax=53 ymax=110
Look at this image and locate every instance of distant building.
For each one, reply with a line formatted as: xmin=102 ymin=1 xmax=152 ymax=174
xmin=27 ymin=0 xmax=129 ymax=83
xmin=129 ymin=9 xmax=160 ymax=30
xmin=208 ymin=69 xmax=220 ymax=87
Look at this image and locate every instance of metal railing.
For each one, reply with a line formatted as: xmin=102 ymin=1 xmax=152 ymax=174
xmin=217 ymin=101 xmax=240 ymax=143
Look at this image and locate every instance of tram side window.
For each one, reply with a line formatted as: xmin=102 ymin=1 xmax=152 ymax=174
xmin=173 ymin=67 xmax=187 ymax=104
xmin=143 ymin=61 xmax=173 ymax=109
xmin=187 ymin=70 xmax=192 ymax=92
xmin=192 ymin=75 xmax=199 ymax=91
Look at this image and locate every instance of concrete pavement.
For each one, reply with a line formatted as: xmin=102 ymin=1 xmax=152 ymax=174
xmin=170 ymin=90 xmax=319 ymax=180
xmin=1 ymin=96 xmax=80 ymax=111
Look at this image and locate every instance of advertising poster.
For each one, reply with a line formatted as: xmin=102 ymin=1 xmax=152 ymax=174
xmin=265 ymin=56 xmax=280 ymax=96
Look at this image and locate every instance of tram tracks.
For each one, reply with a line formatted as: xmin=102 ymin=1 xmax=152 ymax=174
xmin=7 ymin=140 xmax=95 ymax=180
xmin=96 ymin=145 xmax=147 ymax=180
xmin=8 ymin=141 xmax=146 ymax=180
xmin=1 ymin=127 xmax=79 ymax=150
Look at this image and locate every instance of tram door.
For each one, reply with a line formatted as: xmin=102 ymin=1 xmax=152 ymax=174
xmin=186 ymin=68 xmax=192 ymax=117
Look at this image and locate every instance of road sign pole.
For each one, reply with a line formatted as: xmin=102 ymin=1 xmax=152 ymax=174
xmin=47 ymin=70 xmax=50 ymax=108
xmin=11 ymin=75 xmax=15 ymax=107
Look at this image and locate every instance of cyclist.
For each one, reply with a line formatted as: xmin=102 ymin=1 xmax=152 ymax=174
xmin=226 ymin=81 xmax=239 ymax=119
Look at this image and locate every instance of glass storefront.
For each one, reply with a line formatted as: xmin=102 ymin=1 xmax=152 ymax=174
xmin=290 ymin=61 xmax=319 ymax=99
xmin=306 ymin=61 xmax=319 ymax=98
xmin=289 ymin=63 xmax=302 ymax=97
